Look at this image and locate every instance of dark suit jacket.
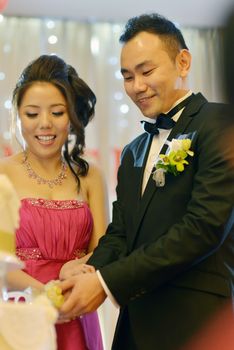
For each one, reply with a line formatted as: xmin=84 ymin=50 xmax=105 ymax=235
xmin=89 ymin=93 xmax=234 ymax=350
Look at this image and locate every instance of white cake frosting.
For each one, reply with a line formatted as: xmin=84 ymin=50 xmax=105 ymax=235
xmin=0 ymin=174 xmax=22 ymax=267
xmin=0 ymin=295 xmax=58 ymax=350
xmin=0 ymin=175 xmax=58 ymax=349
xmin=0 ymin=174 xmax=20 ymax=234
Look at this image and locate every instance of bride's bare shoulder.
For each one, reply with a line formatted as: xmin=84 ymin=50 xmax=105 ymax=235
xmin=0 ymin=153 xmax=23 ymax=174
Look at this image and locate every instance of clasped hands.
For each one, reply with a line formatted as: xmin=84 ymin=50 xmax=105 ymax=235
xmin=57 ymin=260 xmax=107 ymax=322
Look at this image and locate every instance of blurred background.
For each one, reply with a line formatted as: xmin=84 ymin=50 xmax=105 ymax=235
xmin=1 ymin=0 xmax=233 ymax=195
xmin=0 ymin=1 xmax=233 ymax=348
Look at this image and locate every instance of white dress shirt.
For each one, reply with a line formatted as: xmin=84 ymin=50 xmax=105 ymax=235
xmin=141 ymin=90 xmax=192 ymax=193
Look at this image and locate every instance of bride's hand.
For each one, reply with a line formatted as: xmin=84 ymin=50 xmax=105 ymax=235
xmin=59 ymin=260 xmax=95 ymax=280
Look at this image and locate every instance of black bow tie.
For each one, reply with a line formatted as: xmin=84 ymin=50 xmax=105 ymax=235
xmin=141 ymin=94 xmax=193 ymax=135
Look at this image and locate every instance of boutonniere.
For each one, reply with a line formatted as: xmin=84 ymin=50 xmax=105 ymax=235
xmin=152 ymin=138 xmax=194 ymax=187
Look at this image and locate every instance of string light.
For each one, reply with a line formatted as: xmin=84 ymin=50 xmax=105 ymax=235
xmin=4 ymin=100 xmax=11 ymax=109
xmin=118 ymin=118 xmax=129 ymax=128
xmin=120 ymin=104 xmax=129 ymax=114
xmin=46 ymin=20 xmax=55 ymax=29
xmin=108 ymin=56 xmax=118 ymax=65
xmin=115 ymin=70 xmax=122 ymax=80
xmin=0 ymin=72 xmax=5 ymax=80
xmin=90 ymin=36 xmax=100 ymax=56
xmin=3 ymin=43 xmax=11 ymax=53
xmin=114 ymin=92 xmax=123 ymax=101
xmin=112 ymin=24 xmax=122 ymax=33
xmin=48 ymin=35 xmax=58 ymax=44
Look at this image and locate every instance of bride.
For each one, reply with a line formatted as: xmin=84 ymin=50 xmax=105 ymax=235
xmin=0 ymin=54 xmax=108 ymax=350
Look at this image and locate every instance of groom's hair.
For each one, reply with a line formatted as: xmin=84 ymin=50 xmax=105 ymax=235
xmin=119 ymin=13 xmax=188 ymax=61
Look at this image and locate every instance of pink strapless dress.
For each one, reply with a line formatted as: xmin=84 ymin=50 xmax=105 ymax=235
xmin=16 ymin=198 xmax=103 ymax=350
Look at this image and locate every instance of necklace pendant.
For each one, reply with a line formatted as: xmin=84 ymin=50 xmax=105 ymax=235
xmin=22 ymin=154 xmax=67 ymax=188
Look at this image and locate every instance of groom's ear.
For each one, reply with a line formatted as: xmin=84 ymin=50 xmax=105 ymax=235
xmin=176 ymin=49 xmax=191 ymax=78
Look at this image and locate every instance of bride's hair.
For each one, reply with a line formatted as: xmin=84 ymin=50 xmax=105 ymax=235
xmin=12 ymin=54 xmax=96 ymax=188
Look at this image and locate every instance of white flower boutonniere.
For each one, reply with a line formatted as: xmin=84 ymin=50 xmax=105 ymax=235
xmin=152 ymin=138 xmax=194 ymax=187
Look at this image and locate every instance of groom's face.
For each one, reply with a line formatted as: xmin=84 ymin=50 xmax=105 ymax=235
xmin=120 ymin=31 xmax=189 ymax=119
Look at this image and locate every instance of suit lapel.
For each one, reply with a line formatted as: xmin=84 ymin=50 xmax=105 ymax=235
xmin=126 ymin=133 xmax=152 ymax=211
xmin=130 ymin=93 xmax=207 ymax=249
xmin=136 ymin=134 xmax=153 ymax=201
xmin=167 ymin=92 xmax=207 ymax=142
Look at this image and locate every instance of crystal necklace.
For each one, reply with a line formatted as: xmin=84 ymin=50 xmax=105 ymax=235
xmin=22 ymin=153 xmax=67 ymax=188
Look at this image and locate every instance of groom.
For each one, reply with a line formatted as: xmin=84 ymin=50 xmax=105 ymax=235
xmin=60 ymin=13 xmax=234 ymax=350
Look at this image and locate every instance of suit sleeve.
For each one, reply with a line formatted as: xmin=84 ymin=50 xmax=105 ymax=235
xmin=98 ymin=108 xmax=234 ymax=306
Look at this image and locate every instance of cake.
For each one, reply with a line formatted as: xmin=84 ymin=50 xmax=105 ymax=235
xmin=0 ymin=175 xmax=58 ymax=349
xmin=0 ymin=174 xmax=20 ymax=254
xmin=0 ymin=295 xmax=58 ymax=350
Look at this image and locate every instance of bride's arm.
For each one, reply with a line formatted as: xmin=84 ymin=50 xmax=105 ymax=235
xmin=59 ymin=164 xmax=109 ymax=280
xmin=6 ymin=269 xmax=44 ymax=291
xmin=86 ymin=164 xmax=109 ymax=253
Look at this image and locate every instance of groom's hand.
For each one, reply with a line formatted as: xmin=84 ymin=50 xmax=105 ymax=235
xmin=59 ymin=261 xmax=95 ymax=280
xmin=59 ymin=272 xmax=106 ymax=318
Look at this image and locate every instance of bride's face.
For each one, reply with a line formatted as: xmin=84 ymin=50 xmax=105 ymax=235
xmin=18 ymin=82 xmax=70 ymax=160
